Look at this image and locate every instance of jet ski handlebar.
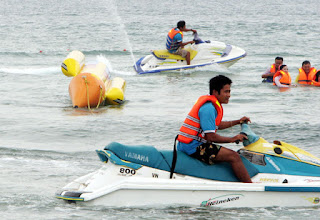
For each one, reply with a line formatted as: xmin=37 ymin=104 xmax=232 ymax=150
xmin=193 ymin=33 xmax=207 ymax=44
xmin=235 ymin=132 xmax=248 ymax=144
xmin=239 ymin=122 xmax=260 ymax=146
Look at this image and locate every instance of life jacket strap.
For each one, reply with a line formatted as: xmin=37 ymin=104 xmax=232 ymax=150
xmin=177 ymin=131 xmax=207 ymax=143
xmin=181 ymin=122 xmax=200 ymax=132
xmin=170 ymin=135 xmax=178 ymax=179
xmin=186 ymin=115 xmax=200 ymax=123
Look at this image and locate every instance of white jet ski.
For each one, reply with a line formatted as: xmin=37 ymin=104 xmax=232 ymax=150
xmin=134 ymin=33 xmax=247 ymax=74
xmin=56 ymin=123 xmax=320 ymax=208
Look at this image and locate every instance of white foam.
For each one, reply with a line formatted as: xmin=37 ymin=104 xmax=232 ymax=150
xmin=0 ymin=66 xmax=60 ymax=75
xmin=111 ymin=69 xmax=137 ymax=76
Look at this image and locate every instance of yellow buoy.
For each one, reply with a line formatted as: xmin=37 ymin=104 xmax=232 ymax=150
xmin=105 ymin=77 xmax=126 ymax=105
xmin=61 ymin=50 xmax=85 ymax=77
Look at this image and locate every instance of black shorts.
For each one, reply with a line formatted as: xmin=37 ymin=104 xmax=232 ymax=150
xmin=190 ymin=143 xmax=221 ymax=165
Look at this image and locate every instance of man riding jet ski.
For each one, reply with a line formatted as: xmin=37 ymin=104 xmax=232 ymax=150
xmin=176 ymin=75 xmax=251 ymax=183
xmin=134 ymin=25 xmax=246 ymax=74
xmin=56 ymin=120 xmax=320 ymax=208
xmin=166 ymin=20 xmax=197 ymax=65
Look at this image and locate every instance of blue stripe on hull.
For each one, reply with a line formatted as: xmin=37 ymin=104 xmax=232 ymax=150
xmin=134 ymin=52 xmax=247 ymax=74
xmin=134 ymin=57 xmax=145 ymax=74
xmin=265 ymin=186 xmax=320 ymax=192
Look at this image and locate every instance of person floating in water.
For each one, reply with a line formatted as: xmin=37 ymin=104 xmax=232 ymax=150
xmin=295 ymin=60 xmax=317 ymax=85
xmin=311 ymin=70 xmax=320 ymax=86
xmin=177 ymin=75 xmax=252 ymax=183
xmin=273 ymin=65 xmax=293 ymax=88
xmin=166 ymin=20 xmax=197 ymax=65
xmin=261 ymin=57 xmax=283 ymax=83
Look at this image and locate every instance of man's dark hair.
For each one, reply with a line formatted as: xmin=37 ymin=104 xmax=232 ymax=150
xmin=209 ymin=75 xmax=232 ymax=95
xmin=302 ymin=60 xmax=310 ymax=66
xmin=177 ymin=20 xmax=185 ymax=29
xmin=275 ymin=57 xmax=283 ymax=61
xmin=280 ymin=64 xmax=287 ymax=70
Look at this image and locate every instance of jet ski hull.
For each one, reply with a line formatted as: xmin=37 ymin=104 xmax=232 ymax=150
xmin=56 ymin=160 xmax=320 ymax=208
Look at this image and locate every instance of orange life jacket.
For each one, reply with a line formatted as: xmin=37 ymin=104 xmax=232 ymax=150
xmin=311 ymin=80 xmax=320 ymax=87
xmin=273 ymin=70 xmax=292 ymax=86
xmin=269 ymin=64 xmax=279 ymax=74
xmin=166 ymin=28 xmax=184 ymax=51
xmin=298 ymin=67 xmax=317 ymax=85
xmin=311 ymin=74 xmax=320 ymax=86
xmin=177 ymin=95 xmax=223 ymax=144
xmin=168 ymin=28 xmax=183 ymax=39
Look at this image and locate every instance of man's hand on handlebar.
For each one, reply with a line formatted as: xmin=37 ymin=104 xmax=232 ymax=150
xmin=233 ymin=133 xmax=248 ymax=144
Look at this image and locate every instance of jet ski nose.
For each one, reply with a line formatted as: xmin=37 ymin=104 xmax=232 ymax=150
xmin=241 ymin=123 xmax=260 ymax=146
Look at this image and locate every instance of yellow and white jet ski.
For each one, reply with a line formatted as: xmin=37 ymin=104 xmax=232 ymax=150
xmin=134 ymin=33 xmax=246 ymax=74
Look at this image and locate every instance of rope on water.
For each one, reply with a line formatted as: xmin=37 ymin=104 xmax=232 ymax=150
xmin=82 ymin=76 xmax=91 ymax=111
xmin=96 ymin=85 xmax=103 ymax=109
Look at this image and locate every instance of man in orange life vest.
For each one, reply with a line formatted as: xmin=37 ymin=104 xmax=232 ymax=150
xmin=295 ymin=60 xmax=317 ymax=85
xmin=261 ymin=57 xmax=283 ymax=82
xmin=166 ymin=20 xmax=197 ymax=65
xmin=177 ymin=75 xmax=252 ymax=183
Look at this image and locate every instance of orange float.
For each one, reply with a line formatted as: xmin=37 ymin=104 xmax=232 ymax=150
xmin=61 ymin=51 xmax=126 ymax=108
xmin=69 ymin=72 xmax=106 ymax=108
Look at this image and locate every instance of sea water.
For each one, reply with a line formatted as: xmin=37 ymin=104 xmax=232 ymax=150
xmin=1 ymin=0 xmax=320 ymax=219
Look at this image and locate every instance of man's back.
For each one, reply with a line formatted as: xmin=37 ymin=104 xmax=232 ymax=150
xmin=166 ymin=28 xmax=182 ymax=52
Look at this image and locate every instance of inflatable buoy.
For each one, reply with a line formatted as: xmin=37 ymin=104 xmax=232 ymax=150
xmin=61 ymin=50 xmax=85 ymax=77
xmin=69 ymin=72 xmax=106 ymax=108
xmin=105 ymin=77 xmax=126 ymax=105
xmin=61 ymin=51 xmax=126 ymax=108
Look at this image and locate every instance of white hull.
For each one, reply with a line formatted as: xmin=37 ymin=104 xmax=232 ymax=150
xmin=88 ymin=188 xmax=320 ymax=208
xmin=57 ymin=161 xmax=320 ymax=208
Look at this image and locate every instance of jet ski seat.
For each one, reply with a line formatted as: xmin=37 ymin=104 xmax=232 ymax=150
xmin=103 ymin=142 xmax=171 ymax=171
xmin=161 ymin=150 xmax=259 ymax=182
xmin=152 ymin=48 xmax=198 ymax=61
xmin=102 ymin=142 xmax=259 ymax=182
